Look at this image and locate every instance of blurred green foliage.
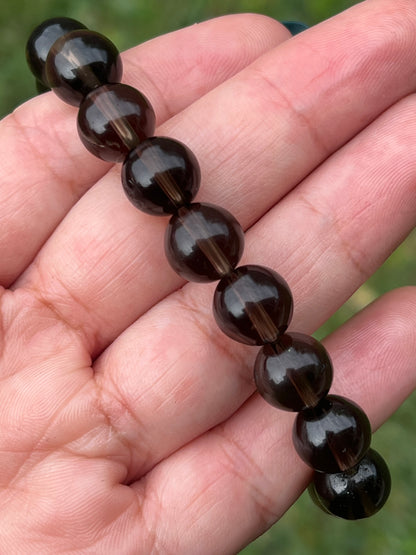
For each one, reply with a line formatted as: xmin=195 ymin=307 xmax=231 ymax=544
xmin=1 ymin=1 xmax=415 ymax=553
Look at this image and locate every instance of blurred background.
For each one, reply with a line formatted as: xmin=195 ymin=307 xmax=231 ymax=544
xmin=1 ymin=1 xmax=415 ymax=553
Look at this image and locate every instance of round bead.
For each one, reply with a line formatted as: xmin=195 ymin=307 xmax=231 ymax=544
xmin=213 ymin=265 xmax=293 ymax=346
xmin=165 ymin=203 xmax=244 ymax=282
xmin=77 ymin=84 xmax=155 ymax=162
xmin=254 ymin=333 xmax=333 ymax=411
xmin=26 ymin=17 xmax=87 ymax=87
xmin=121 ymin=137 xmax=200 ymax=215
xmin=281 ymin=21 xmax=309 ymax=35
xmin=309 ymin=449 xmax=391 ymax=519
xmin=46 ymin=29 xmax=122 ymax=106
xmin=292 ymin=394 xmax=372 ymax=473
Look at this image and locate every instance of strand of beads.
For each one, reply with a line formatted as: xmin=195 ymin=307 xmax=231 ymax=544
xmin=26 ymin=17 xmax=391 ymax=520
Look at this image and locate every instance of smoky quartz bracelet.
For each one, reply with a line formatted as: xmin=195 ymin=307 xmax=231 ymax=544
xmin=26 ymin=17 xmax=391 ymax=521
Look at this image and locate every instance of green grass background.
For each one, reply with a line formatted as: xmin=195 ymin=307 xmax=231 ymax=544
xmin=1 ymin=1 xmax=415 ymax=553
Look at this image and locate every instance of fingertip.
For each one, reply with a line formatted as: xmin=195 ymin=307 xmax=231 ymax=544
xmin=218 ymin=12 xmax=293 ymax=47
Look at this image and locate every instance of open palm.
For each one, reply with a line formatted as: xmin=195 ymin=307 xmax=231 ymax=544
xmin=0 ymin=1 xmax=415 ymax=553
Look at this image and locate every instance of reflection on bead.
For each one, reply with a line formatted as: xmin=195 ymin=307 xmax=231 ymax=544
xmin=77 ymin=84 xmax=155 ymax=162
xmin=309 ymin=449 xmax=391 ymax=519
xmin=254 ymin=333 xmax=333 ymax=411
xmin=122 ymin=137 xmax=200 ymax=215
xmin=165 ymin=203 xmax=244 ymax=282
xmin=213 ymin=265 xmax=293 ymax=346
xmin=46 ymin=30 xmax=122 ymax=106
xmin=293 ymin=394 xmax=372 ymax=473
xmin=26 ymin=17 xmax=87 ymax=87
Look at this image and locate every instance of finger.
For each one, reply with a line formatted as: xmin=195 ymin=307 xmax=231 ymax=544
xmin=94 ymin=91 xmax=416 ymax=480
xmin=17 ymin=0 xmax=416 ymax=357
xmin=131 ymin=287 xmax=416 ymax=555
xmin=0 ymin=285 xmax=94 ymax=484
xmin=0 ymin=14 xmax=288 ymax=286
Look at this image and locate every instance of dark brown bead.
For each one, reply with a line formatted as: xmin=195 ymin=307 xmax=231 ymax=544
xmin=46 ymin=29 xmax=122 ymax=106
xmin=77 ymin=84 xmax=155 ymax=162
xmin=213 ymin=265 xmax=293 ymax=346
xmin=309 ymin=449 xmax=391 ymax=519
xmin=26 ymin=17 xmax=87 ymax=87
xmin=254 ymin=333 xmax=333 ymax=411
xmin=165 ymin=203 xmax=244 ymax=282
xmin=121 ymin=137 xmax=200 ymax=215
xmin=293 ymin=394 xmax=372 ymax=473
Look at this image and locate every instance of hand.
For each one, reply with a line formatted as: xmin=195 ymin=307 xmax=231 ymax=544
xmin=0 ymin=1 xmax=415 ymax=553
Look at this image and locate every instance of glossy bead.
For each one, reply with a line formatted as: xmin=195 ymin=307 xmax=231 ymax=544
xmin=26 ymin=17 xmax=87 ymax=87
xmin=309 ymin=449 xmax=391 ymax=519
xmin=77 ymin=84 xmax=155 ymax=162
xmin=213 ymin=265 xmax=293 ymax=346
xmin=165 ymin=203 xmax=244 ymax=282
xmin=281 ymin=21 xmax=309 ymax=35
xmin=254 ymin=332 xmax=333 ymax=411
xmin=46 ymin=30 xmax=122 ymax=106
xmin=293 ymin=394 xmax=372 ymax=473
xmin=121 ymin=137 xmax=200 ymax=215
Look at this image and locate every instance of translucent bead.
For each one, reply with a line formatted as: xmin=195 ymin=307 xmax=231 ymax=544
xmin=293 ymin=394 xmax=372 ymax=473
xmin=165 ymin=203 xmax=244 ymax=282
xmin=46 ymin=30 xmax=122 ymax=106
xmin=309 ymin=449 xmax=391 ymax=519
xmin=77 ymin=84 xmax=155 ymax=162
xmin=213 ymin=265 xmax=293 ymax=346
xmin=254 ymin=333 xmax=333 ymax=411
xmin=121 ymin=137 xmax=200 ymax=215
xmin=281 ymin=21 xmax=309 ymax=35
xmin=26 ymin=17 xmax=87 ymax=87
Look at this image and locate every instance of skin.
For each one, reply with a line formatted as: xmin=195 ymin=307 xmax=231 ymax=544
xmin=0 ymin=0 xmax=415 ymax=552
